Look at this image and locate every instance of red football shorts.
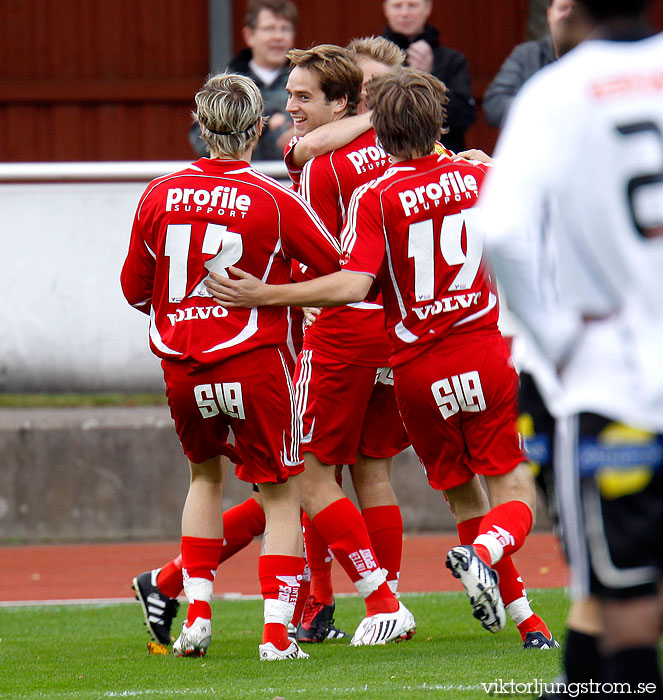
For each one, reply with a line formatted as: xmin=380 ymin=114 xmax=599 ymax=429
xmin=394 ymin=331 xmax=525 ymax=491
xmin=294 ymin=348 xmax=410 ymax=465
xmin=161 ymin=346 xmax=303 ymax=484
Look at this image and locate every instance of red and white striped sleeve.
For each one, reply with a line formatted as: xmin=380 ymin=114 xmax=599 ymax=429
xmin=339 ymin=183 xmax=385 ymax=278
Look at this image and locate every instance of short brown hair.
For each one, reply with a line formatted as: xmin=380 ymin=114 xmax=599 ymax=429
xmin=347 ymin=36 xmax=406 ymax=69
xmin=368 ymin=68 xmax=449 ymax=160
xmin=286 ymin=44 xmax=363 ymax=117
xmin=245 ymin=0 xmax=298 ymax=29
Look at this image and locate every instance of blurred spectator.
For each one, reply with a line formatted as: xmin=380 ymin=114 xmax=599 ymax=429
xmin=483 ymin=0 xmax=594 ymax=128
xmin=381 ymin=0 xmax=476 ymax=152
xmin=190 ymin=0 xmax=296 ymax=160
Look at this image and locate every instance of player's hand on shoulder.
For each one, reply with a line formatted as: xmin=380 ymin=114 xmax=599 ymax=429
xmin=456 ymin=149 xmax=493 ymax=164
xmin=303 ymin=307 xmax=321 ymax=326
xmin=205 ymin=267 xmax=268 ymax=307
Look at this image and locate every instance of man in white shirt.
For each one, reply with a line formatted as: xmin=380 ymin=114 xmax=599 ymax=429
xmin=481 ymin=0 xmax=663 ymax=693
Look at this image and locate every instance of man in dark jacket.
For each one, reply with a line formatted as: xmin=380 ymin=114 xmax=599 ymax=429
xmin=483 ymin=0 xmax=593 ymax=128
xmin=381 ymin=0 xmax=476 ymax=153
xmin=190 ymin=0 xmax=296 ymax=161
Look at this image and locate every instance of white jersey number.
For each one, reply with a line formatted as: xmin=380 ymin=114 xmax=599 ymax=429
xmin=408 ymin=208 xmax=483 ymax=302
xmin=164 ymin=223 xmax=243 ymax=303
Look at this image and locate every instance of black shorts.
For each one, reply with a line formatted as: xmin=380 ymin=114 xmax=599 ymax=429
xmin=519 ymin=371 xmax=555 ymax=467
xmin=518 ymin=372 xmax=559 ymax=529
xmin=555 ymin=412 xmax=663 ymax=600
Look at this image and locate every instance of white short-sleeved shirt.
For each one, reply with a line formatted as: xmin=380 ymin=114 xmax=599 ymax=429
xmin=481 ymin=33 xmax=663 ymax=429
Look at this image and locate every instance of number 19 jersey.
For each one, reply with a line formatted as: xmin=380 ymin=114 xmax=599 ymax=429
xmin=341 ymin=153 xmax=498 ymax=367
xmin=121 ymin=158 xmax=341 ymax=367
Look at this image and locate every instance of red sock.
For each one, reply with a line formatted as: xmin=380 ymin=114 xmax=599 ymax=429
xmin=473 ymin=501 xmax=533 ymax=565
xmin=218 ymin=496 xmax=266 ymax=564
xmin=493 ymin=555 xmax=526 ymax=606
xmin=181 ymin=536 xmax=224 ymax=626
xmin=259 ymin=554 xmax=305 ymax=650
xmin=302 ymin=511 xmax=334 ymax=605
xmin=516 ymin=613 xmax=550 ymax=641
xmin=155 ymin=498 xmax=264 ymax=599
xmin=311 ymin=498 xmax=398 ymax=616
xmin=456 ymin=516 xmax=482 ymax=547
xmin=156 ymin=554 xmax=184 ymax=599
xmin=292 ymin=566 xmax=311 ymax=628
xmin=362 ymin=505 xmax=403 ymax=592
xmin=458 ymin=515 xmax=549 ymax=640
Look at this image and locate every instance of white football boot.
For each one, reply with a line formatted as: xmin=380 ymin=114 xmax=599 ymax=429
xmin=350 ymin=601 xmax=416 ymax=646
xmin=172 ymin=617 xmax=212 ymax=657
xmin=259 ymin=640 xmax=310 ymax=660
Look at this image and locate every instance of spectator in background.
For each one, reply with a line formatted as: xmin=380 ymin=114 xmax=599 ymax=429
xmin=381 ymin=0 xmax=476 ymax=152
xmin=483 ymin=0 xmax=594 ymax=129
xmin=189 ymin=0 xmax=296 ymax=160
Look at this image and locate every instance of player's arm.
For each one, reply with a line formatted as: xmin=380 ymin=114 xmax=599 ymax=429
xmin=481 ymin=81 xmax=583 ymax=370
xmin=206 ymin=182 xmax=381 ymax=309
xmin=289 ymin=112 xmax=373 ymax=168
xmin=278 ymin=188 xmax=343 ymax=277
xmin=206 ymin=267 xmax=372 ymax=308
xmin=120 ymin=206 xmax=156 ymax=315
xmin=299 ymin=157 xmax=340 ymax=234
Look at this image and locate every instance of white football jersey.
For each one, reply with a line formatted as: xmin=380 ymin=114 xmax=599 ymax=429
xmin=481 ymin=32 xmax=663 ymax=430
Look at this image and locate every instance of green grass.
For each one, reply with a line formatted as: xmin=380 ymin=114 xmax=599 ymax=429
xmin=0 ymin=393 xmax=167 ymax=408
xmin=0 ymin=590 xmax=568 ymax=699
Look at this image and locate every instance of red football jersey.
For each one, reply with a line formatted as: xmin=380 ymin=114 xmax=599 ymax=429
xmin=298 ymin=128 xmax=393 ymax=366
xmin=341 ymin=152 xmax=499 ymax=366
xmin=121 ymin=158 xmax=341 ymax=367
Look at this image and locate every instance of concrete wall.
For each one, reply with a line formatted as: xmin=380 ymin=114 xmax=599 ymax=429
xmin=1 ymin=180 xmax=166 ymax=392
xmin=0 ymin=163 xmax=287 ymax=393
xmin=0 ymin=407 xmax=550 ymax=543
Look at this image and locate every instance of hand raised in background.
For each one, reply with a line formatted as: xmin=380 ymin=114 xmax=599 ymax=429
xmin=406 ymin=40 xmax=434 ymax=73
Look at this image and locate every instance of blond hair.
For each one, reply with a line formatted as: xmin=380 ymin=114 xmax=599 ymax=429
xmin=286 ymin=44 xmax=362 ymax=116
xmin=368 ymin=68 xmax=449 ymax=160
xmin=347 ymin=36 xmax=405 ymax=69
xmin=193 ymin=73 xmax=264 ymax=159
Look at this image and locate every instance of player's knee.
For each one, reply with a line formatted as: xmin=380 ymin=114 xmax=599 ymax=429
xmin=444 ymin=476 xmax=489 ymax=520
xmin=350 ymin=457 xmax=391 ymax=491
xmin=487 ymin=462 xmax=537 ymax=511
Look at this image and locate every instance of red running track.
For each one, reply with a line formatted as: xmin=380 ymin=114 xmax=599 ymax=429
xmin=0 ymin=533 xmax=568 ymax=603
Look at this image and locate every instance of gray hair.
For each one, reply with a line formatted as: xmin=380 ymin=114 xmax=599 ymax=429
xmin=193 ymin=73 xmax=264 ymax=159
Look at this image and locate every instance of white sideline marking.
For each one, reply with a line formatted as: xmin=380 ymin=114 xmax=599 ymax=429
xmin=0 ymin=593 xmax=263 ymax=608
xmin=103 ymin=683 xmax=484 ymax=697
xmin=4 ymin=682 xmax=485 ymax=699
xmin=0 ymin=590 xmax=474 ymax=608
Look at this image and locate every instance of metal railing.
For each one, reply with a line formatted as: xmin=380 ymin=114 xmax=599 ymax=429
xmin=0 ymin=160 xmax=288 ymax=182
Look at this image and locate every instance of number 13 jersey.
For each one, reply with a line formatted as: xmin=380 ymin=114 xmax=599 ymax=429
xmin=341 ymin=152 xmax=498 ymax=367
xmin=121 ymin=158 xmax=341 ymax=368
